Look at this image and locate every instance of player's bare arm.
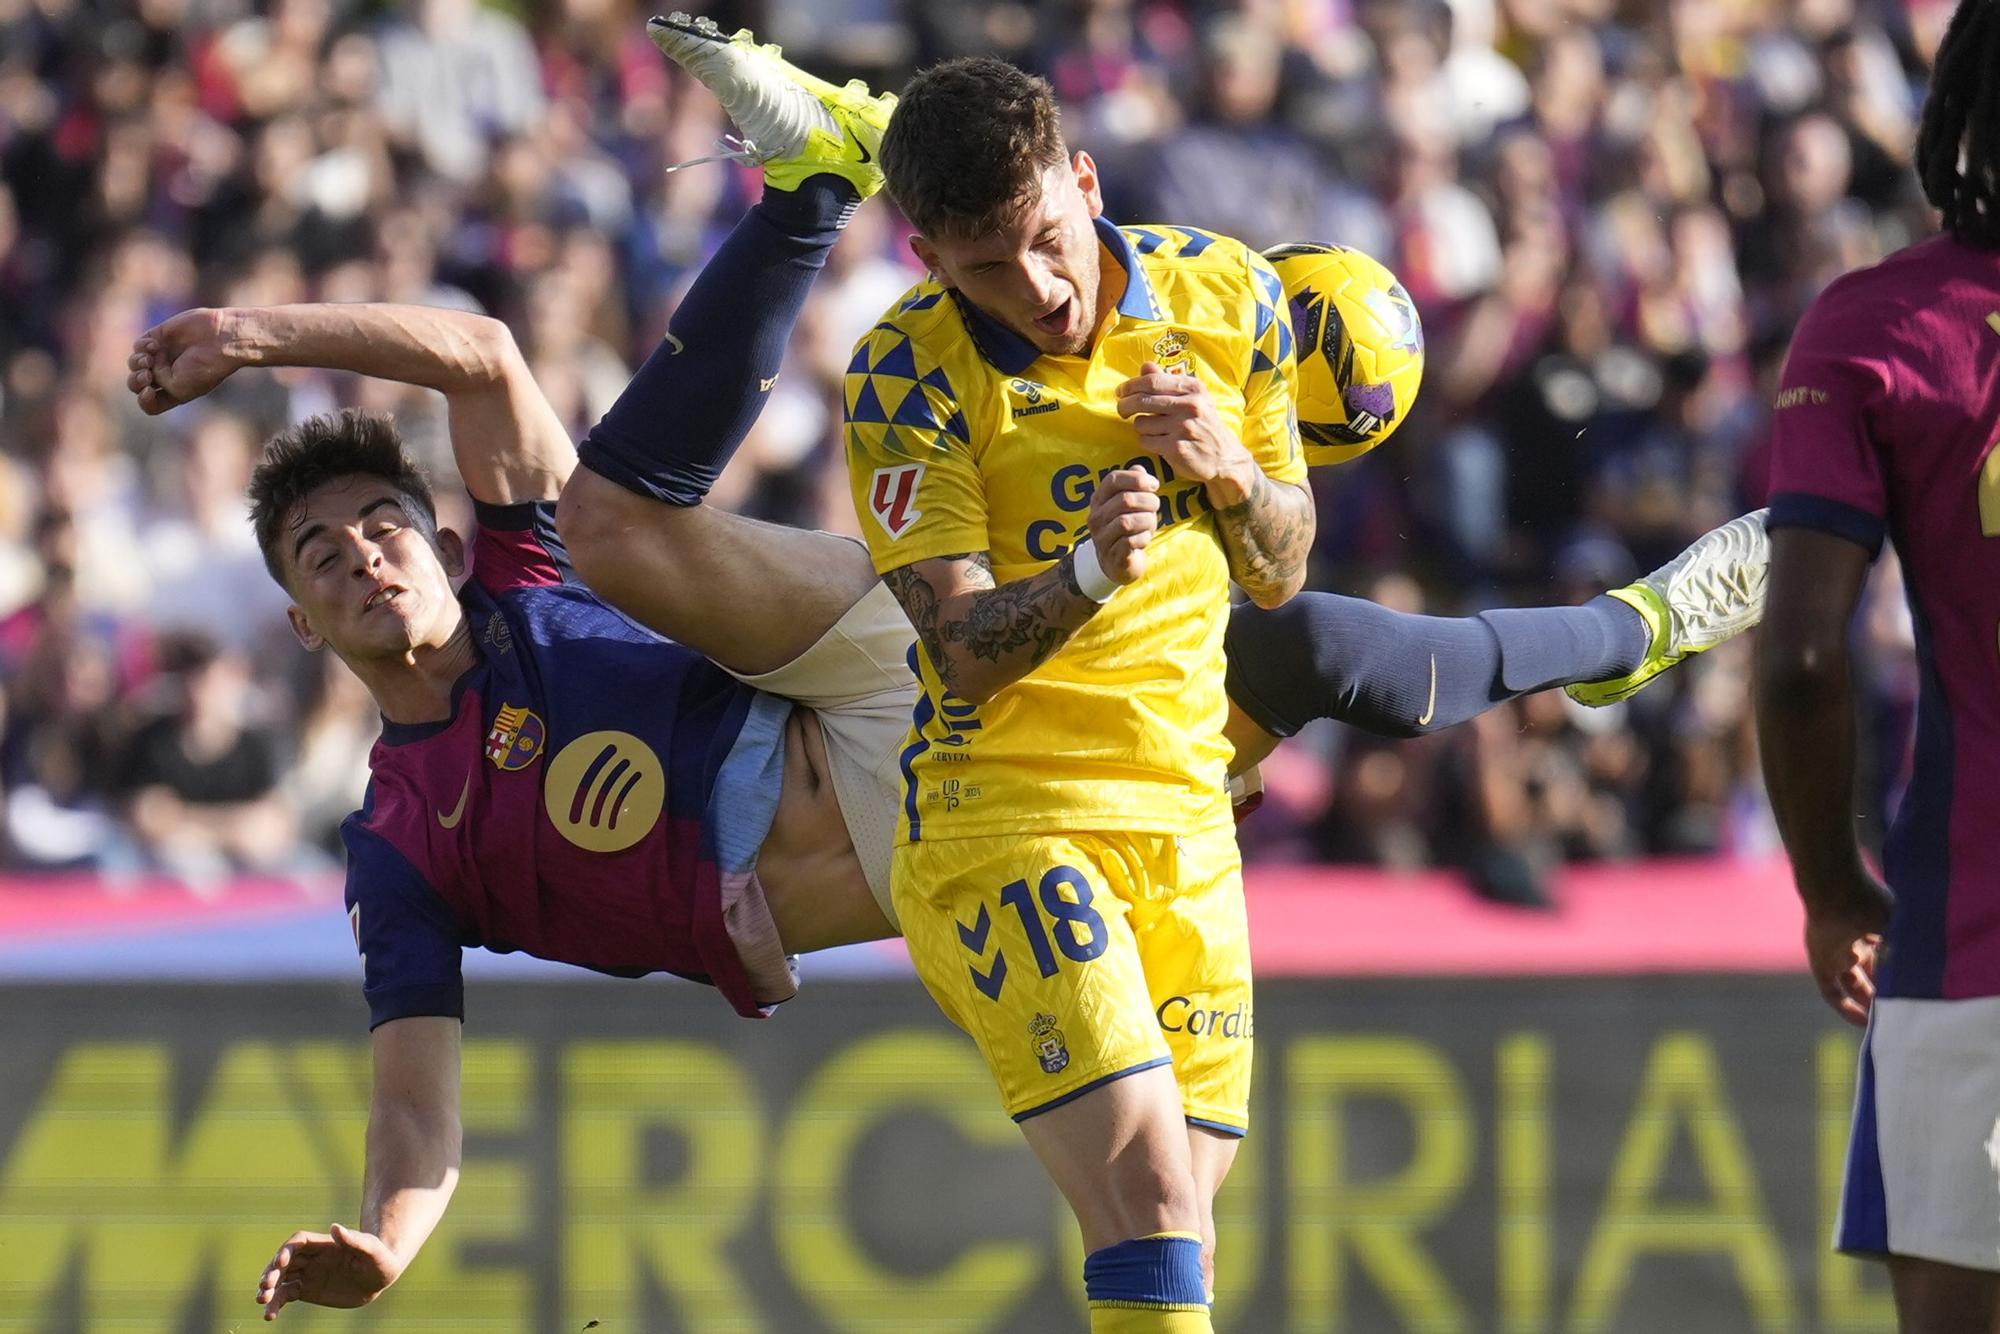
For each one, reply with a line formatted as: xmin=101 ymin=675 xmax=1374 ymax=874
xmin=1754 ymin=526 xmax=1891 ymax=1028
xmin=128 ymin=303 xmax=573 ymax=505
xmin=879 ymin=467 xmax=1160 ymax=704
xmin=256 ymin=1016 xmax=461 ymax=1319
xmin=1115 ymin=361 xmax=1314 ymax=607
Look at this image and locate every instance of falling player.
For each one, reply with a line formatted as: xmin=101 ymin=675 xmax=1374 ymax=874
xmin=121 ymin=18 xmax=1770 ymax=1321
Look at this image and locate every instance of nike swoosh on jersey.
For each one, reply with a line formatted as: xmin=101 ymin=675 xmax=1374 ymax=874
xmin=436 ymin=774 xmax=472 ymax=829
xmin=1416 ymin=655 xmax=1437 ymax=728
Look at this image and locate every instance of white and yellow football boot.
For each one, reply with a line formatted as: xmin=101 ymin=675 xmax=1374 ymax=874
xmin=648 ymin=12 xmax=894 ymax=197
xmin=1566 ymin=508 xmax=1771 ymax=707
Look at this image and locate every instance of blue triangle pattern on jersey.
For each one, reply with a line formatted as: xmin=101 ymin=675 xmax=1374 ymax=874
xmin=920 ymin=366 xmax=955 ymax=397
xmin=943 ymin=409 xmax=971 ymax=444
xmin=1250 ymin=349 xmax=1277 ymax=377
xmin=870 ymin=336 xmax=920 ymax=382
xmin=1129 ymin=227 xmax=1168 ymax=254
xmin=846 ymin=342 xmax=872 ymax=377
xmin=1253 ymin=261 xmax=1284 ymax=310
xmin=848 ymin=375 xmax=891 ymax=426
xmin=891 ymin=383 xmax=943 ymax=433
xmin=1176 ymin=228 xmax=1215 ymax=257
xmin=1276 ymin=320 xmax=1294 ymax=364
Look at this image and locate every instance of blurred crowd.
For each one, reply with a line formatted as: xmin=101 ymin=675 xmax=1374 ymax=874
xmin=0 ymin=0 xmax=1937 ymax=901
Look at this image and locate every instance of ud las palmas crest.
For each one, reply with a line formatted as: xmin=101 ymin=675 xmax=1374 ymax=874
xmin=1029 ymin=1012 xmax=1071 ymax=1075
xmin=486 ymin=704 xmax=545 ymax=771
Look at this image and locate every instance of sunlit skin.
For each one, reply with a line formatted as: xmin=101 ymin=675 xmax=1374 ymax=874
xmin=908 ymin=152 xmax=1123 ymax=359
xmin=279 ymin=477 xmax=477 ymax=725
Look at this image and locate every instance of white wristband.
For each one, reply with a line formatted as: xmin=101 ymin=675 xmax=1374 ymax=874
xmin=1070 ymin=539 xmax=1120 ymax=603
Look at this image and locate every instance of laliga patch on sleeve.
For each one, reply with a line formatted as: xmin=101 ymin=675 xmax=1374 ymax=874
xmin=869 ymin=463 xmax=925 ymax=539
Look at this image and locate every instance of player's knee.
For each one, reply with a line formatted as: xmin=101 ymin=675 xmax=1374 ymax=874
xmin=555 ymin=465 xmax=663 ymax=590
xmin=1103 ymin=1162 xmax=1202 ymax=1240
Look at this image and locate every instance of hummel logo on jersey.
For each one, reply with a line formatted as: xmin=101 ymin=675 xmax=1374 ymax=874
xmin=870 ymin=464 xmax=924 ymax=539
xmin=1008 ymin=378 xmax=1060 ymax=418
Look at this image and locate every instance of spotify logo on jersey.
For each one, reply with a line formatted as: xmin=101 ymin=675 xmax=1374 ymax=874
xmin=544 ymin=731 xmax=666 ymax=853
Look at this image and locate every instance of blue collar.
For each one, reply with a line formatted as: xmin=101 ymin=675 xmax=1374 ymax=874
xmin=952 ymin=217 xmax=1164 ymax=375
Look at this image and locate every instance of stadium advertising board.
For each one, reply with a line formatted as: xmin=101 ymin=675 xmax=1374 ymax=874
xmin=0 ymin=976 xmax=1881 ymax=1333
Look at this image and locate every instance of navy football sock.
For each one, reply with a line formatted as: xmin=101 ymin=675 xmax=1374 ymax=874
xmin=577 ymin=175 xmax=859 ymax=506
xmin=1224 ymin=592 xmax=1649 ymax=739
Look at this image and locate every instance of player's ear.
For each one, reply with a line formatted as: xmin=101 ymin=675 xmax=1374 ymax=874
xmin=908 ymin=234 xmax=944 ymax=285
xmin=287 ymin=604 xmax=326 ymax=653
xmin=1071 ymin=151 xmax=1104 ymax=218
xmin=436 ymin=528 xmax=467 ymax=580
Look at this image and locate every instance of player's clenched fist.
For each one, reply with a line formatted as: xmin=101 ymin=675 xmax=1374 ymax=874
xmin=1086 ymin=467 xmax=1160 ymax=587
xmin=1115 ymin=360 xmax=1259 ymax=506
xmin=127 ymin=307 xmax=241 ymax=415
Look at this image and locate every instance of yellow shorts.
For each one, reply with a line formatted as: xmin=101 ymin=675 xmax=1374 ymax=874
xmin=893 ymin=825 xmax=1252 ymax=1135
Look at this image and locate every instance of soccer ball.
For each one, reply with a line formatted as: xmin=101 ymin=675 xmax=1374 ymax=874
xmin=1264 ymin=242 xmax=1425 ymax=466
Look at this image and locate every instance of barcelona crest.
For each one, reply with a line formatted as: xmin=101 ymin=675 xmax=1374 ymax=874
xmin=486 ymin=704 xmax=545 ymax=771
xmin=1028 ymin=1012 xmax=1071 ymax=1075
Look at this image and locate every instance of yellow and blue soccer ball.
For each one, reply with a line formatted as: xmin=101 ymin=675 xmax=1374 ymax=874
xmin=1264 ymin=241 xmax=1425 ymax=466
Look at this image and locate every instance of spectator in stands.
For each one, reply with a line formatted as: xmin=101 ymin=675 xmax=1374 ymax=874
xmin=0 ymin=0 xmax=1945 ymax=896
xmin=117 ymin=632 xmax=298 ymax=884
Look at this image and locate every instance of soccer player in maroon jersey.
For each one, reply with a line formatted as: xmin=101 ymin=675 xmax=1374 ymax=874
xmin=1757 ymin=2 xmax=2000 ymax=1328
xmin=121 ymin=19 xmax=1767 ymax=1323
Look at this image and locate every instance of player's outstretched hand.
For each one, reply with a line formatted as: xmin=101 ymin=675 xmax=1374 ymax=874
xmin=127 ymin=308 xmax=240 ymax=415
xmin=1088 ymin=467 xmax=1159 ymax=586
xmin=1115 ymin=361 xmax=1253 ymax=502
xmin=255 ymin=1223 xmax=403 ymax=1320
xmin=1803 ymin=874 xmax=1893 ymax=1027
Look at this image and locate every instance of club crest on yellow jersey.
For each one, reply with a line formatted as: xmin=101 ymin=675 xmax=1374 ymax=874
xmin=1028 ymin=1012 xmax=1071 ymax=1074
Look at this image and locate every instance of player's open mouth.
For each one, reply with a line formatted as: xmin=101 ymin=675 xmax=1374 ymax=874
xmin=364 ymin=586 xmax=405 ymax=613
xmin=1033 ymin=298 xmax=1074 ymax=337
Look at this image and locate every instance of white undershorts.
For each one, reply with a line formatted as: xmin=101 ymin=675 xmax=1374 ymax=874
xmin=724 ymin=578 xmax=916 ymax=928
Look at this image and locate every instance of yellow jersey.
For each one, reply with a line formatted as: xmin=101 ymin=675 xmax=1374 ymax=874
xmin=844 ymin=219 xmax=1306 ymax=844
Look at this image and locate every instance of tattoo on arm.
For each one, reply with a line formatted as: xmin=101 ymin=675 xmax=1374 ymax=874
xmin=881 ymin=551 xmax=1095 ymax=699
xmin=1214 ymin=471 xmax=1315 ymax=604
xmin=881 ymin=563 xmax=948 ymax=676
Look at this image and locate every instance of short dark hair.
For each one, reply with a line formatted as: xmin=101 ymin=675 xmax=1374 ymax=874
xmin=881 ymin=57 xmax=1069 ymax=241
xmin=1918 ymin=0 xmax=2000 ymax=247
xmin=247 ymin=409 xmax=438 ymax=588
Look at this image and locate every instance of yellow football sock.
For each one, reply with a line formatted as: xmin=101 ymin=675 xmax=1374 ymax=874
xmin=1088 ymin=1308 xmax=1214 ymax=1333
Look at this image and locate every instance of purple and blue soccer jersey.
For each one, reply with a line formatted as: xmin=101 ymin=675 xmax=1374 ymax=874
xmin=341 ymin=501 xmax=791 ymax=1028
xmin=1768 ymin=232 xmax=2000 ymax=1001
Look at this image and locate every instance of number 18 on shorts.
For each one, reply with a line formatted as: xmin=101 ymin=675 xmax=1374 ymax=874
xmin=892 ymin=826 xmax=1253 ymax=1135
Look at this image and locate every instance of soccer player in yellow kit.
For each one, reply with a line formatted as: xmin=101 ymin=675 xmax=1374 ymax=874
xmin=844 ymin=58 xmax=1312 ymax=1333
